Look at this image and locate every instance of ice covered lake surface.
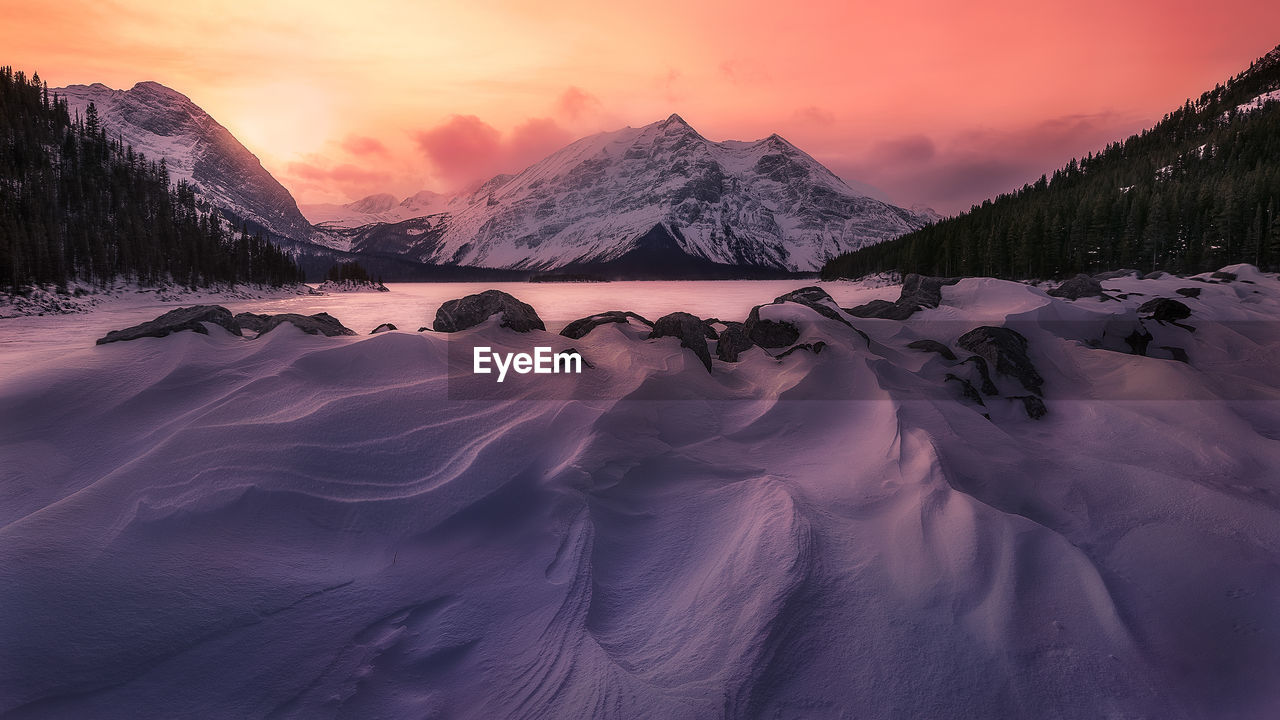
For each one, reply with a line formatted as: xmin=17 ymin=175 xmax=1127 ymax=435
xmin=3 ymin=269 xmax=1280 ymax=718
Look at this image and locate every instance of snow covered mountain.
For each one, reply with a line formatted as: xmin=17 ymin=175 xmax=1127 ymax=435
xmin=301 ymin=190 xmax=451 ymax=228
xmin=56 ymin=82 xmax=317 ymax=245
xmin=318 ymin=115 xmax=937 ymax=274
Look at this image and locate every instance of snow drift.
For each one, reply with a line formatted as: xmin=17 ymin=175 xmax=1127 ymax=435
xmin=2 ymin=267 xmax=1279 ymax=719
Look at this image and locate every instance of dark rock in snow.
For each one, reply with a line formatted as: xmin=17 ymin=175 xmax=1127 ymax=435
xmin=1211 ymin=270 xmax=1237 ymax=281
xmin=233 ymin=312 xmax=271 ymax=333
xmin=775 ymin=341 xmax=826 ymax=359
xmin=434 ymin=290 xmax=545 ymax=332
xmin=715 ymin=322 xmax=754 ymax=362
xmin=962 ymin=356 xmax=1000 ymax=396
xmin=848 ymin=273 xmax=959 ymax=320
xmin=417 ymin=326 xmax=429 ymax=332
xmin=1138 ymin=298 xmax=1192 ymax=325
xmin=1175 ymin=287 xmax=1202 ymax=298
xmin=648 ymin=312 xmax=713 ymax=372
xmin=97 ymin=305 xmax=241 ymax=344
xmin=1010 ymin=395 xmax=1048 ymax=420
xmin=945 ymin=373 xmax=986 ymax=407
xmin=371 ymin=323 xmax=397 ymax=334
xmin=744 ymin=305 xmax=801 ymax=348
xmin=1159 ymin=346 xmax=1189 ymax=364
xmin=560 ymin=310 xmax=654 ymax=339
xmin=958 ymin=326 xmax=1044 ymax=396
xmin=907 ymin=339 xmax=957 ymax=361
xmin=254 ymin=312 xmax=356 ymax=337
xmin=1144 ymin=271 xmax=1167 ymax=280
xmin=1124 ymin=327 xmax=1153 ymax=356
xmin=1047 ymin=274 xmax=1108 ymax=300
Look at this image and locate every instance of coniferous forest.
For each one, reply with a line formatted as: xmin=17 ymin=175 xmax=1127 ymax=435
xmin=822 ymin=45 xmax=1280 ymax=281
xmin=0 ymin=66 xmax=302 ymax=294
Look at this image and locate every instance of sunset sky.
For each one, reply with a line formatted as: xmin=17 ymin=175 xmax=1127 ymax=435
xmin=4 ymin=0 xmax=1279 ymax=214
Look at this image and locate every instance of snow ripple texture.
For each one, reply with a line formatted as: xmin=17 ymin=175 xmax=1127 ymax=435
xmin=2 ymin=267 xmax=1280 ymax=718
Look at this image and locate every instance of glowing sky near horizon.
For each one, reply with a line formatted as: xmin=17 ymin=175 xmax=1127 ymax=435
xmin=3 ymin=0 xmax=1278 ymax=213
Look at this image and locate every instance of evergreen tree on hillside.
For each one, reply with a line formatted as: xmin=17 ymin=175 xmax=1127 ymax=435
xmin=822 ymin=44 xmax=1280 ymax=280
xmin=0 ymin=66 xmax=303 ymax=293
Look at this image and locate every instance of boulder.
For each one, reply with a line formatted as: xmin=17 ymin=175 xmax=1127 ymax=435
xmin=944 ymin=374 xmax=986 ymax=407
xmin=1047 ymin=273 xmax=1108 ymax=300
xmin=370 ymin=323 xmax=397 ymax=334
xmin=560 ymin=310 xmax=653 ymax=340
xmin=1124 ymin=327 xmax=1153 ymax=356
xmin=1211 ymin=270 xmax=1238 ymax=281
xmin=962 ymin=356 xmax=1000 ymax=396
xmin=1138 ymin=298 xmax=1192 ymax=324
xmin=433 ymin=290 xmax=545 ymax=333
xmin=97 ymin=305 xmax=242 ymax=344
xmin=254 ymin=312 xmax=356 ymax=337
xmin=743 ymin=305 xmax=801 ymax=348
xmin=906 ymin=339 xmax=957 ymax=361
xmin=957 ymin=326 xmax=1044 ymax=396
xmin=1144 ymin=271 xmax=1167 ymax=280
xmin=848 ymin=273 xmax=958 ymax=319
xmin=648 ymin=312 xmax=713 ymax=372
xmin=1175 ymin=287 xmax=1202 ymax=298
xmin=1010 ymin=395 xmax=1048 ymax=420
xmin=715 ymin=323 xmax=754 ymax=362
xmin=775 ymin=341 xmax=826 ymax=359
xmin=233 ymin=312 xmax=271 ymax=333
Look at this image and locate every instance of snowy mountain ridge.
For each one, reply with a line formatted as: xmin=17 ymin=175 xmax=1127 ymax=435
xmin=313 ymin=114 xmax=937 ymax=273
xmin=54 ymin=81 xmax=934 ymax=275
xmin=56 ymin=82 xmax=317 ymax=245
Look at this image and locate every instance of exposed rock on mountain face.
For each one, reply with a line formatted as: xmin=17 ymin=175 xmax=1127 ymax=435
xmin=318 ymin=115 xmax=935 ymax=273
xmin=57 ymin=82 xmax=316 ymax=245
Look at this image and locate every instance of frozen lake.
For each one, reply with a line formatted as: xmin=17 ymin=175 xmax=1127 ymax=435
xmin=0 ymin=280 xmax=899 ymax=374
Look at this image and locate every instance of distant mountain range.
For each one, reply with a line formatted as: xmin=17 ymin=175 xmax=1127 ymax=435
xmin=57 ymin=84 xmax=936 ymax=278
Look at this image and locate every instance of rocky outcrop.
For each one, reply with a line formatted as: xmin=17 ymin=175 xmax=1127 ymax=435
xmin=370 ymin=323 xmax=397 ymax=334
xmin=775 ymin=341 xmax=826 ymax=359
xmin=648 ymin=312 xmax=713 ymax=372
xmin=1011 ymin=395 xmax=1048 ymax=420
xmin=1211 ymin=270 xmax=1238 ymax=281
xmin=433 ymin=290 xmax=545 ymax=333
xmin=744 ymin=306 xmax=800 ymax=348
xmin=715 ymin=323 xmax=754 ymax=362
xmin=1175 ymin=287 xmax=1202 ymax=298
xmin=1048 ymin=274 xmax=1109 ymax=300
xmin=847 ymin=274 xmax=959 ymax=320
xmin=1138 ymin=298 xmax=1192 ymax=325
xmin=251 ymin=312 xmax=356 ymax=337
xmin=957 ymin=326 xmax=1044 ymax=396
xmin=97 ymin=305 xmax=242 ymax=344
xmin=907 ymin=339 xmax=957 ymax=361
xmin=559 ymin=311 xmax=654 ymax=339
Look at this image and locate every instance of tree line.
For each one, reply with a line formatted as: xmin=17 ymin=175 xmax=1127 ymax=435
xmin=822 ymin=45 xmax=1280 ymax=280
xmin=0 ymin=65 xmax=303 ymax=294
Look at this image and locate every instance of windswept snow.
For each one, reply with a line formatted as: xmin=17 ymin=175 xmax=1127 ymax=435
xmin=2 ymin=270 xmax=1280 ymax=718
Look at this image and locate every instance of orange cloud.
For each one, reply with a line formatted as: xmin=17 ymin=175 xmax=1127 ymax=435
xmin=413 ymin=115 xmax=573 ymax=189
xmin=340 ymin=135 xmax=389 ymax=156
xmin=555 ymin=86 xmax=601 ymax=121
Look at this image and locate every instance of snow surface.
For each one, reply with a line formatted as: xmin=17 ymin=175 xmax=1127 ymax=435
xmin=3 ymin=271 xmax=1280 ymax=718
xmin=1235 ymin=89 xmax=1280 ymax=115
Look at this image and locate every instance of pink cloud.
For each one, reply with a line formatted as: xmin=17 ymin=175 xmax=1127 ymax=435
xmin=555 ymin=86 xmax=600 ymax=121
xmin=413 ymin=114 xmax=573 ymax=189
xmin=340 ymin=134 xmax=389 ymax=156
